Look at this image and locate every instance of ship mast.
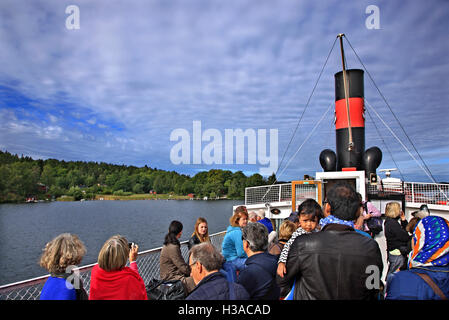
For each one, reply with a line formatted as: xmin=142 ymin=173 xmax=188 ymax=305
xmin=337 ymin=34 xmax=354 ymax=151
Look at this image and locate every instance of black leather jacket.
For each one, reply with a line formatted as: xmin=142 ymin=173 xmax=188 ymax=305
xmin=188 ymin=234 xmax=200 ymax=250
xmin=277 ymin=224 xmax=383 ymax=300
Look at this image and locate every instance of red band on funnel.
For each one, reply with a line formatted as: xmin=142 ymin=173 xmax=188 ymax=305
xmin=335 ymin=97 xmax=364 ymax=130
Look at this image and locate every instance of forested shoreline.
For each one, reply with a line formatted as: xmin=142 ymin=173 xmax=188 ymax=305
xmin=0 ymin=150 xmax=277 ymax=203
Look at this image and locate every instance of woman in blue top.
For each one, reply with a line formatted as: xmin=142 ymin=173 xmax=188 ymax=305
xmin=39 ymin=233 xmax=87 ymax=300
xmin=221 ymin=206 xmax=248 ymax=282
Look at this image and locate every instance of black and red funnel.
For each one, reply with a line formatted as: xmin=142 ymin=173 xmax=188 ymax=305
xmin=319 ymin=35 xmax=382 ymax=179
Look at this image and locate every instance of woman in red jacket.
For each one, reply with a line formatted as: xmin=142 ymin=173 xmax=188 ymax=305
xmin=89 ymin=235 xmax=147 ymax=300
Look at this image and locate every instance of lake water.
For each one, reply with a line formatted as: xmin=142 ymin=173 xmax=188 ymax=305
xmin=0 ymin=199 xmax=241 ymax=285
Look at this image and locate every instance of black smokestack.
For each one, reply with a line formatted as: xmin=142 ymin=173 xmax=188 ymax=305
xmin=334 ymin=69 xmax=365 ymax=170
xmin=319 ymin=68 xmax=382 ymax=178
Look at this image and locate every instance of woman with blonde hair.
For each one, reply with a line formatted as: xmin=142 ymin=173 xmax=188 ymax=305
xmin=188 ymin=217 xmax=210 ymax=250
xmin=89 ymin=235 xmax=147 ymax=300
xmin=384 ymin=202 xmax=411 ymax=282
xmin=221 ymin=206 xmax=249 ymax=282
xmin=269 ymin=219 xmax=296 ymax=256
xmin=39 ymin=233 xmax=87 ymax=300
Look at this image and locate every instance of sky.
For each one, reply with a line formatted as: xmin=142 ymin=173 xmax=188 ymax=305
xmin=0 ymin=0 xmax=448 ymax=182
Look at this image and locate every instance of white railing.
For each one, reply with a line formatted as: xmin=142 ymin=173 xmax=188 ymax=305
xmin=404 ymin=181 xmax=449 ymax=205
xmin=245 ymin=183 xmax=292 ymax=205
xmin=246 ymin=181 xmax=448 ymax=207
xmin=367 ymin=181 xmax=449 ymax=206
xmin=0 ymin=232 xmax=226 ymax=300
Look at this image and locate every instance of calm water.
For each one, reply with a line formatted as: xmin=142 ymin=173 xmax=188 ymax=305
xmin=0 ymin=199 xmax=241 ymax=285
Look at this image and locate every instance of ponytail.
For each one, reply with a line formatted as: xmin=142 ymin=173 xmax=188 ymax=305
xmin=164 ymin=220 xmax=183 ymax=246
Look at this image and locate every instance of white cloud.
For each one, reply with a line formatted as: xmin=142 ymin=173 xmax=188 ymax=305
xmin=0 ymin=0 xmax=448 ymax=180
xmin=48 ymin=114 xmax=58 ymax=123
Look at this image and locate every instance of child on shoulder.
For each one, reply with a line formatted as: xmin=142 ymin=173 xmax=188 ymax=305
xmin=277 ymin=199 xmax=323 ymax=278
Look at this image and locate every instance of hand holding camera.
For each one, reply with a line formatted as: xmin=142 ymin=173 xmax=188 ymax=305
xmin=128 ymin=242 xmax=139 ymax=263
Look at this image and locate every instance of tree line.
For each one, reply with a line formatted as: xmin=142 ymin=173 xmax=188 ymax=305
xmin=0 ymin=150 xmax=277 ymax=203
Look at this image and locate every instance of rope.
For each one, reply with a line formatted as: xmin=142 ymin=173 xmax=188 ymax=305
xmin=275 ymin=102 xmax=334 ymax=181
xmin=365 ymin=106 xmax=405 ymax=180
xmin=344 ymin=36 xmax=440 ymax=185
xmin=365 ymin=100 xmax=449 ymax=201
xmin=260 ymin=37 xmax=338 ymax=202
xmin=338 ymin=34 xmax=354 ymax=151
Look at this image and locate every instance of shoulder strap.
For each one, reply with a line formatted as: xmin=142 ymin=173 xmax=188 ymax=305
xmin=415 ymin=273 xmax=448 ymax=300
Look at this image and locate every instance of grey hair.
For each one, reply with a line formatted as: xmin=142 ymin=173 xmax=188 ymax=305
xmin=242 ymin=223 xmax=268 ymax=252
xmin=189 ymin=242 xmax=224 ymax=272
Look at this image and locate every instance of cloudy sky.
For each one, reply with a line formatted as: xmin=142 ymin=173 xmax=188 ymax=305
xmin=0 ymin=0 xmax=448 ymax=182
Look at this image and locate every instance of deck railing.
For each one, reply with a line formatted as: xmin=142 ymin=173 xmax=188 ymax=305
xmin=245 ymin=181 xmax=449 ymax=206
xmin=367 ymin=181 xmax=449 ymax=206
xmin=245 ymin=183 xmax=292 ymax=205
xmin=0 ymin=231 xmax=226 ymax=300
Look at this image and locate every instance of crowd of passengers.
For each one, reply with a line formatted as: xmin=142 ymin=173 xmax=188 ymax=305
xmin=39 ymin=182 xmax=449 ymax=300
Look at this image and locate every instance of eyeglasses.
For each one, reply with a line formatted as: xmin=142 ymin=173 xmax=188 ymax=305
xmin=189 ymin=260 xmax=198 ymax=268
xmin=241 ymin=236 xmax=251 ymax=246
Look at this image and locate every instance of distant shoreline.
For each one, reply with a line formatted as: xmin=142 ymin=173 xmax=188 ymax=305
xmin=94 ymin=194 xmax=190 ymax=201
xmin=54 ymin=194 xmax=234 ymax=202
xmin=54 ymin=194 xmax=189 ymax=201
xmin=1 ymin=194 xmax=240 ymax=204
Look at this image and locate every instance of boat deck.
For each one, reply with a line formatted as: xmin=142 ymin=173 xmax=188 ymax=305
xmin=1 ymin=178 xmax=448 ymax=300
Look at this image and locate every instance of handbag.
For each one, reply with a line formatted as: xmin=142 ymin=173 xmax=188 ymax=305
xmin=146 ymin=278 xmax=186 ymax=300
xmin=364 ymin=202 xmax=383 ymax=235
xmin=366 ymin=216 xmax=383 ymax=235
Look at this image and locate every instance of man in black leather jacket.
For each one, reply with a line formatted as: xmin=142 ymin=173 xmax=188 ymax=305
xmin=276 ymin=182 xmax=383 ymax=300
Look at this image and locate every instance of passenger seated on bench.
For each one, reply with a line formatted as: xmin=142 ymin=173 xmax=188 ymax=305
xmin=186 ymin=242 xmax=249 ymax=300
xmin=237 ymin=223 xmax=280 ymax=300
xmin=39 ymin=233 xmax=87 ymax=300
xmin=89 ymin=235 xmax=147 ymax=300
xmin=386 ymin=216 xmax=449 ymax=300
xmin=221 ymin=206 xmax=248 ymax=282
xmin=268 ymin=219 xmax=296 ymax=256
xmin=160 ymin=220 xmax=196 ymax=293
xmin=188 ymin=217 xmax=210 ymax=250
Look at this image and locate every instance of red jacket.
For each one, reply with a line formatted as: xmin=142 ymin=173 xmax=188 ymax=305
xmin=89 ymin=262 xmax=148 ymax=300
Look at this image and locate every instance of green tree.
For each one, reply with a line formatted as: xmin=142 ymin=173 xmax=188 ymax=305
xmin=132 ymin=183 xmax=144 ymax=194
xmin=40 ymin=164 xmax=57 ymax=187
